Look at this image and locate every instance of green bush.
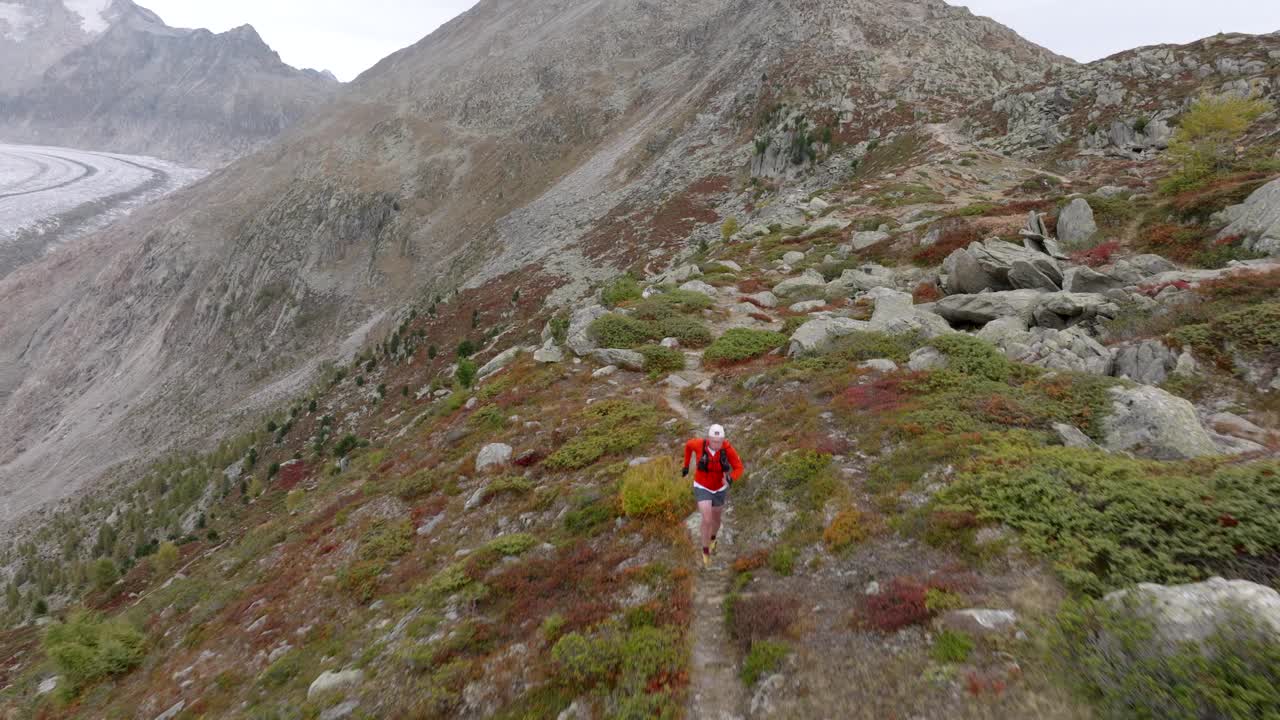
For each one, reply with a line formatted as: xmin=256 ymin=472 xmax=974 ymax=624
xmin=485 ymin=533 xmax=537 ymax=556
xmin=1160 ymin=94 xmax=1272 ymax=194
xmin=828 ymin=330 xmax=923 ymax=363
xmin=333 ymin=434 xmax=362 ymax=458
xmin=936 ymin=437 xmax=1280 ymax=594
xmin=768 ymin=545 xmax=796 ymax=576
xmin=1052 ymin=597 xmax=1280 ymax=719
xmin=1171 ymin=302 xmax=1280 ymax=366
xmin=602 ymin=276 xmax=643 ymax=308
xmin=631 ymin=290 xmax=713 ymax=320
xmin=928 ymin=335 xmax=1012 ymax=383
xmin=91 ymin=558 xmax=119 ymax=591
xmin=456 ymin=359 xmax=478 ymax=389
xmin=722 ymin=217 xmax=740 ymax=241
xmin=482 ymin=475 xmax=533 ymax=502
xmin=931 ymin=630 xmax=974 ymax=663
xmin=260 ymin=649 xmax=304 ymax=687
xmin=43 ymin=611 xmax=145 ymax=695
xmin=638 ymin=345 xmax=685 ymax=375
xmin=655 ymin=316 xmax=712 ymax=347
xmin=396 ymin=469 xmax=439 ymax=500
xmin=589 ymin=314 xmax=654 ymax=349
xmin=360 ymin=520 xmax=413 ymax=563
xmin=546 ymin=400 xmax=660 ymax=470
xmin=621 ymin=458 xmax=687 ymax=521
xmin=704 ymin=329 xmax=788 ymax=365
xmin=154 ymin=541 xmax=180 ymax=574
xmin=741 ymin=640 xmax=789 ymax=685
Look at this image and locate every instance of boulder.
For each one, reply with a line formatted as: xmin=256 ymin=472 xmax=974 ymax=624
xmin=715 ymin=260 xmax=743 ymax=273
xmin=773 ymin=269 xmax=828 ymax=298
xmin=308 ymin=669 xmax=364 ymax=700
xmin=678 ymin=280 xmax=717 ymax=297
xmin=533 ymin=340 xmax=564 ymax=364
xmin=1053 ymin=423 xmax=1098 ymax=450
xmin=476 ymin=444 xmax=514 ymax=472
xmin=665 ymin=264 xmax=703 ymax=284
xmin=851 ymin=230 xmax=890 ymax=250
xmin=1032 ymin=292 xmax=1119 ymax=330
xmin=1105 ymin=577 xmax=1280 ymax=645
xmin=1214 ymin=177 xmax=1280 ymax=255
xmin=943 ymin=247 xmax=1001 ymax=294
xmin=566 ymin=304 xmax=609 ymax=356
xmin=743 ymin=291 xmax=779 ymax=308
xmin=825 ymin=264 xmax=896 ymax=299
xmin=866 ymin=287 xmax=953 ymax=338
xmin=36 ymin=677 xmax=58 ymax=696
xmin=1063 ymin=266 xmax=1126 ymax=294
xmin=859 ymin=359 xmax=899 ymax=373
xmin=1112 ymin=340 xmax=1178 ymax=385
xmin=934 ymin=290 xmax=1044 ymax=325
xmin=969 ymin=239 xmax=1063 ymax=286
xmin=789 ymin=300 xmax=827 ymax=313
xmin=320 ymin=701 xmax=361 ymax=720
xmin=478 ymin=347 xmax=521 ymax=379
xmin=782 ymin=251 xmax=807 ymax=265
xmin=1208 ymin=412 xmax=1270 ymax=445
xmin=1102 ymin=386 xmax=1218 ymax=460
xmin=788 ymin=317 xmax=872 ymax=356
xmin=802 ymin=217 xmax=851 ymax=238
xmin=937 ymin=609 xmax=1018 ymax=636
xmin=976 ymin=316 xmax=1030 ymax=347
xmin=907 ymin=346 xmax=948 ymax=372
xmin=1057 ymin=198 xmax=1098 ymax=246
xmin=590 ymin=349 xmax=645 ymax=371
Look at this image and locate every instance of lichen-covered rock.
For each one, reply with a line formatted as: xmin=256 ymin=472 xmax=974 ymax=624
xmin=478 ymin=347 xmax=521 ymax=379
xmin=907 ymin=346 xmax=948 ymax=372
xmin=865 ymin=287 xmax=953 ymax=338
xmin=476 ymin=444 xmax=514 ymax=472
xmin=308 ymin=669 xmax=364 ymax=700
xmin=678 ymin=280 xmax=717 ymax=297
xmin=787 ymin=317 xmax=871 ymax=356
xmin=773 ymin=269 xmax=828 ymax=298
xmin=1056 ymin=198 xmax=1098 ymax=246
xmin=1105 ymin=577 xmax=1280 ymax=645
xmin=1214 ymin=177 xmax=1280 ymax=255
xmin=566 ymin=304 xmax=609 ymax=357
xmin=1102 ymin=386 xmax=1218 ymax=460
xmin=934 ymin=290 xmax=1044 ymax=325
xmin=1063 ymin=266 xmax=1125 ymax=294
xmin=825 ymin=264 xmax=896 ymax=299
xmin=590 ymin=348 xmax=645 ymax=371
xmin=1112 ymin=340 xmax=1177 ymax=385
xmin=743 ymin=291 xmax=780 ymax=308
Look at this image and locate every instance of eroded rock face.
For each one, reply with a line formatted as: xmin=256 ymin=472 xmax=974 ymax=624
xmin=1112 ymin=340 xmax=1178 ymax=385
xmin=1105 ymin=577 xmax=1280 ymax=645
xmin=1102 ymin=386 xmax=1218 ymax=460
xmin=1215 ymin=177 xmax=1280 ymax=256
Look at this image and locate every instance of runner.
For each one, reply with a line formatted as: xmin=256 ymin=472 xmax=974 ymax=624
xmin=682 ymin=424 xmax=744 ymax=568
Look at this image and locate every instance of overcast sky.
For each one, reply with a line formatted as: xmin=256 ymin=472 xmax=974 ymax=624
xmin=142 ymin=0 xmax=1280 ymax=82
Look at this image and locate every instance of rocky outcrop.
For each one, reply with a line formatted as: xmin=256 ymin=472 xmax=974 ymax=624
xmin=825 ymin=265 xmax=896 ymax=299
xmin=788 ymin=317 xmax=871 ymax=356
xmin=1102 ymin=386 xmax=1218 ymax=460
xmin=566 ymin=305 xmax=609 ymax=357
xmin=1031 ymin=293 xmax=1120 ymax=330
xmin=1062 ymin=266 xmax=1125 ymax=294
xmin=478 ymin=348 xmax=521 ymax=379
xmin=943 ymin=239 xmax=1062 ymax=294
xmin=590 ymin=349 xmax=646 ymax=372
xmin=476 ymin=444 xmax=514 ymax=472
xmin=934 ymin=290 xmax=1044 ymax=325
xmin=864 ymin=287 xmax=953 ymax=338
xmin=1112 ymin=341 xmax=1178 ymax=385
xmin=773 ymin=270 xmax=827 ymax=299
xmin=1215 ymin=177 xmax=1280 ymax=256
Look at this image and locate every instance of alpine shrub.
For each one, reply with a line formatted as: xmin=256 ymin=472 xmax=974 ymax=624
xmin=43 ymin=611 xmax=145 ymax=695
xmin=704 ymin=329 xmax=787 ymax=365
xmin=741 ymin=640 xmax=789 ymax=686
xmin=621 ymin=458 xmax=686 ymax=521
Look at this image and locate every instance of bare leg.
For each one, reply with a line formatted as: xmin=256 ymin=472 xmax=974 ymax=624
xmin=697 ymin=500 xmax=715 ymax=551
xmin=710 ymin=505 xmax=725 ymax=543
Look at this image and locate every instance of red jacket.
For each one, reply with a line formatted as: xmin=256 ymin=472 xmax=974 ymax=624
xmin=683 ymin=438 xmax=744 ymax=493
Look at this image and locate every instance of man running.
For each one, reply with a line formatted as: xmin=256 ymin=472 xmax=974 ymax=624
xmin=683 ymin=424 xmax=744 ymax=568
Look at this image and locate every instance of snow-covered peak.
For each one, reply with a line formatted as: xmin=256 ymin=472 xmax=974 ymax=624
xmin=61 ymin=0 xmax=112 ymax=34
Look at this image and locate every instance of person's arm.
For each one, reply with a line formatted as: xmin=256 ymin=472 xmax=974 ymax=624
xmin=682 ymin=440 xmax=695 ymax=476
xmin=726 ymin=443 xmax=745 ymax=482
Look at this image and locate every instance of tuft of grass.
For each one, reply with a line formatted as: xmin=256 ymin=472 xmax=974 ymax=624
xmin=546 ymin=400 xmax=660 ymax=470
xmin=931 ymin=630 xmax=975 ymax=664
xmin=621 ymin=457 xmax=688 ymax=521
xmin=396 ymin=468 xmax=440 ymax=500
xmin=704 ymin=328 xmax=788 ymax=366
xmin=741 ymin=640 xmax=790 ymax=686
xmin=360 ymin=520 xmax=414 ymax=563
xmin=602 ymin=275 xmax=643 ymax=308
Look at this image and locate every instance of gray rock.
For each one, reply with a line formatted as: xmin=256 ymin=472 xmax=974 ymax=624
xmin=36 ymin=677 xmax=58 ymax=696
xmin=416 ymin=513 xmax=446 ymax=537
xmin=590 ymin=349 xmax=645 ymax=371
xmin=320 ymin=701 xmax=361 ymax=720
xmin=976 ymin=316 xmax=1030 ymax=346
xmin=533 ymin=339 xmax=564 ymax=364
xmin=557 ymin=699 xmax=591 ymax=720
xmin=1214 ymin=177 xmax=1280 ymax=255
xmin=782 ymin=251 xmax=806 ymax=265
xmin=825 ymin=264 xmax=896 ymax=299
xmin=788 ymin=317 xmax=872 ymax=356
xmin=1113 ymin=341 xmax=1177 ymax=385
xmin=475 ymin=443 xmax=514 ymax=472
xmin=155 ymin=701 xmax=186 ymax=720
xmin=934 ymin=290 xmax=1044 ymax=325
xmin=859 ymin=359 xmax=899 ymax=373
xmin=592 ymin=365 xmax=618 ymax=378
xmin=1014 ymin=326 xmax=1115 ymax=375
xmin=678 ymin=280 xmax=717 ymax=297
xmin=866 ymin=287 xmax=954 ymax=338
xmin=788 ymin=300 xmax=827 ymax=313
xmin=1208 ymin=412 xmax=1269 ymax=444
xmin=802 ymin=217 xmax=851 ymax=238
xmin=938 ymin=609 xmax=1019 ymax=635
xmin=943 ymin=247 xmax=1000 ymax=294
xmin=478 ymin=347 xmax=521 ymax=379
xmin=308 ymin=669 xmax=364 ymax=700
xmin=1063 ymin=266 xmax=1125 ymax=294
xmin=1032 ymin=292 xmax=1119 ymax=330
xmin=743 ymin=291 xmax=780 ymax=308
xmin=1053 ymin=423 xmax=1098 ymax=449
xmin=1103 ymin=386 xmax=1218 ymax=460
xmin=773 ymin=269 xmax=828 ymax=298
xmin=907 ymin=346 xmax=948 ymax=372
xmin=1057 ymin=198 xmax=1098 ymax=246
xmin=714 ymin=260 xmax=743 ymax=273
xmin=665 ymin=264 xmax=703 ymax=284
xmin=566 ymin=304 xmax=609 ymax=357
xmin=659 ymin=337 xmax=680 ymax=349
xmin=851 ymin=230 xmax=891 ymax=250
xmin=1106 ymin=577 xmax=1280 ymax=645
xmin=1008 ymin=260 xmax=1061 ymax=291
xmin=970 ymin=239 xmax=1063 ymax=285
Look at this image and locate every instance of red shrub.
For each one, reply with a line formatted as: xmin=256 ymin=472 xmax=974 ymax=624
xmin=1070 ymin=240 xmax=1120 ymax=268
xmin=513 ymin=449 xmax=544 ymax=467
xmin=860 ymin=577 xmax=930 ymax=632
xmin=1138 ymin=279 xmax=1192 ymax=297
xmin=727 ymin=593 xmax=800 ymax=649
xmin=737 ymin=278 xmax=768 ymax=294
xmin=912 ymin=222 xmax=981 ymax=266
xmin=749 ymin=312 xmax=774 ymax=324
xmin=276 ymin=460 xmax=309 ymax=491
xmin=930 ymin=510 xmax=980 ymax=531
xmin=843 ymin=376 xmax=908 ymax=413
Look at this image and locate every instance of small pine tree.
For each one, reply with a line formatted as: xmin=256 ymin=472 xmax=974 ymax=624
xmin=456 ymin=359 xmax=478 ymax=389
xmin=155 ymin=542 xmax=179 ymax=574
xmin=308 ymin=399 xmax=317 ymax=414
xmin=91 ymin=558 xmax=119 ymax=591
xmin=33 ymin=597 xmax=48 ymax=616
xmin=428 ymin=345 xmax=438 ymax=360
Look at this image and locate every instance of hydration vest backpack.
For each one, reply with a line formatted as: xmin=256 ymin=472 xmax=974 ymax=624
xmin=697 ymin=439 xmax=733 ymax=474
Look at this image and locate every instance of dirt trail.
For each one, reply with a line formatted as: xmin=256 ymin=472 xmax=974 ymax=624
xmin=665 ymin=378 xmax=748 ymax=720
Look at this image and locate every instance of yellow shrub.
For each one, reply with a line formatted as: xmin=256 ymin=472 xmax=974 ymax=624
xmin=823 ymin=509 xmax=868 ymax=552
xmin=621 ymin=457 xmax=688 ymax=521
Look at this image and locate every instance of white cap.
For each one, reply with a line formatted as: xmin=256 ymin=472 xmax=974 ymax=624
xmin=708 ymin=424 xmax=725 ymax=439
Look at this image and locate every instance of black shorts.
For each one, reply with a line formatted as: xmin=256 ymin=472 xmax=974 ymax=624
xmin=693 ymin=486 xmax=728 ymax=507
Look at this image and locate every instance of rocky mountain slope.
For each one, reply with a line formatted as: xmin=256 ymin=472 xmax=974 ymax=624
xmin=0 ymin=0 xmax=338 ymax=166
xmin=0 ymin=1 xmax=1279 ymax=717
xmin=0 ymin=0 xmax=1067 ymax=532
